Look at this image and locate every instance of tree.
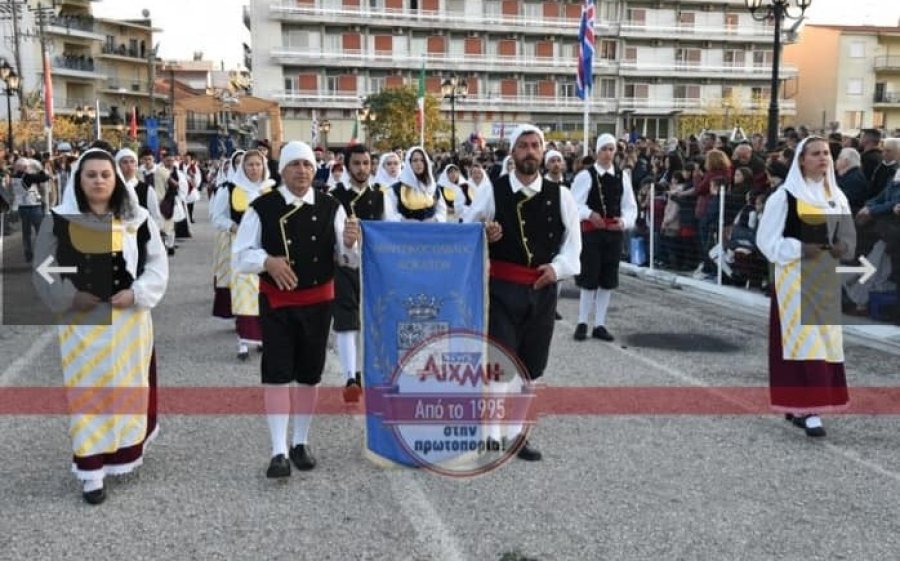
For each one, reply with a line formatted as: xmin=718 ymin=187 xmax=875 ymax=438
xmin=363 ymin=86 xmax=446 ymax=151
xmin=676 ymin=92 xmax=768 ymax=139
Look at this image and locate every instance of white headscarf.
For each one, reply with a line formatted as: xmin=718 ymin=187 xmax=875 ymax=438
xmin=54 ymin=148 xmax=148 ymax=279
xmin=783 ymin=137 xmax=849 ymax=213
xmin=227 ymin=150 xmax=246 ymax=184
xmin=436 ymin=164 xmax=462 ymax=189
xmin=499 ymin=155 xmax=513 ymax=177
xmin=374 ymin=152 xmax=402 ymax=187
xmin=231 ymin=150 xmax=274 ymax=196
xmin=397 ymin=146 xmax=435 ymax=192
xmin=469 ymin=164 xmax=493 ymax=191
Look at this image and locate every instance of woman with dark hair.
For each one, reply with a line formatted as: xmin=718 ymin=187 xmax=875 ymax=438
xmin=32 ymin=148 xmax=169 ymax=504
xmin=385 ymin=146 xmax=446 ymax=222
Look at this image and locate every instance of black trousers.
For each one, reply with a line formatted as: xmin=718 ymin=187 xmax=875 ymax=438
xmin=488 ymin=278 xmax=557 ymax=381
xmin=332 ymin=265 xmax=360 ymax=332
xmin=576 ymin=229 xmax=623 ymax=290
xmin=259 ymin=295 xmax=333 ymax=385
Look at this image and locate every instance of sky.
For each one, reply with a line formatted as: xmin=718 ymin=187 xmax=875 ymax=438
xmin=92 ymin=0 xmax=900 ymax=70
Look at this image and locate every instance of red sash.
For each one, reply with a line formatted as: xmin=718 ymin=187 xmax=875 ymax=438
xmin=259 ymin=278 xmax=334 ymax=309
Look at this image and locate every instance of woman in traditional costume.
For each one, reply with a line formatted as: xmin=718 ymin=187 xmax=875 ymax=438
xmin=373 ymin=152 xmax=402 ymax=190
xmin=756 ymin=137 xmax=856 ymax=437
xmin=210 ymin=151 xmax=244 ymax=320
xmin=384 ymin=146 xmax=446 ymax=222
xmin=33 ymin=148 xmax=168 ymax=504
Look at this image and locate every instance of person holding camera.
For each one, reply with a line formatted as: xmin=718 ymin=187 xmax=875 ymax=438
xmin=570 ymin=134 xmax=637 ymax=342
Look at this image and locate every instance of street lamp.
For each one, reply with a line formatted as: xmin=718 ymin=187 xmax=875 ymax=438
xmin=74 ymin=104 xmax=97 ymax=139
xmin=745 ymin=0 xmax=812 ymax=151
xmin=441 ymin=75 xmax=468 ymax=158
xmin=1 ymin=59 xmax=21 ymax=152
xmin=358 ymin=105 xmax=377 ymax=149
xmin=319 ymin=119 xmax=331 ymax=149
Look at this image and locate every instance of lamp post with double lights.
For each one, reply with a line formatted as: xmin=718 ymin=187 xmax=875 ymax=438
xmin=441 ymin=75 xmax=468 ymax=158
xmin=74 ymin=104 xmax=97 ymax=141
xmin=745 ymin=0 xmax=811 ymax=151
xmin=358 ymin=105 xmax=377 ymax=150
xmin=1 ymin=59 xmax=21 ymax=152
xmin=318 ymin=119 xmax=331 ymax=149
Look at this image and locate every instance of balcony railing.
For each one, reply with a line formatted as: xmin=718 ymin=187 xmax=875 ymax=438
xmin=54 ymin=54 xmax=97 ymax=72
xmin=52 ymin=96 xmax=112 ymax=114
xmin=874 ymin=56 xmax=900 ymax=71
xmin=619 ymin=21 xmax=775 ymax=41
xmin=100 ymin=43 xmax=148 ymax=60
xmin=619 ymin=97 xmax=796 ymax=113
xmin=49 ymin=14 xmax=96 ymax=33
xmin=271 ymin=48 xmax=614 ymax=73
xmin=269 ymin=2 xmax=596 ymax=34
xmin=874 ymin=92 xmax=900 ymax=104
xmin=619 ymin=60 xmax=798 ymax=78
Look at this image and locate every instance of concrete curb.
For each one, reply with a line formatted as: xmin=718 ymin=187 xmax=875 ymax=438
xmin=620 ymin=262 xmax=900 ymax=354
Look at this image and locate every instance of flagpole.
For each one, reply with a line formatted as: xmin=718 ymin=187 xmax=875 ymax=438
xmin=95 ymin=99 xmax=101 ymax=140
xmin=418 ymin=57 xmax=425 ymax=148
xmin=583 ymin=94 xmax=590 ymax=157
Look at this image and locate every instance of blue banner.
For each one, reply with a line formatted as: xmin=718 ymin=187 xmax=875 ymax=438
xmin=361 ymin=222 xmax=487 ymax=467
xmin=145 ymin=117 xmax=159 ymax=155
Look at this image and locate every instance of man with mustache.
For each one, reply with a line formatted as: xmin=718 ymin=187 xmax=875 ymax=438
xmin=464 ymin=124 xmax=581 ymax=462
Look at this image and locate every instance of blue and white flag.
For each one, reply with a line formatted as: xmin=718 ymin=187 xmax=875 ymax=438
xmin=576 ymin=0 xmax=595 ymax=100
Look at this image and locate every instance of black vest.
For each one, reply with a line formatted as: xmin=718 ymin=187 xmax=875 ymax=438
xmin=52 ymin=212 xmax=150 ymax=301
xmin=251 ymin=189 xmax=339 ymax=289
xmin=585 ymin=166 xmax=623 ymax=218
xmin=134 ymin=181 xmax=151 ymax=210
xmin=489 ymin=176 xmax=565 ymax=267
xmin=783 ymin=191 xmax=832 ymax=247
xmin=331 ymin=183 xmax=384 ymax=220
xmin=391 ymin=182 xmax=440 ymax=221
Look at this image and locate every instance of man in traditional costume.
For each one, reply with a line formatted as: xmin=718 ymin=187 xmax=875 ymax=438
xmin=233 ymin=141 xmax=359 ymax=477
xmin=571 ymin=134 xmax=638 ymax=342
xmin=464 ymin=124 xmax=581 ymax=461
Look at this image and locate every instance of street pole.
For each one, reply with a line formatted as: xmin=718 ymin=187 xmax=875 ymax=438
xmin=767 ymin=2 xmax=783 ymax=152
xmin=450 ymin=92 xmax=456 ymax=160
xmin=8 ymin=0 xmax=24 ymax=118
xmin=5 ymin=88 xmax=12 ymax=151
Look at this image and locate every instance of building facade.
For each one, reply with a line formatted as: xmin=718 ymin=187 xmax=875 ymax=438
xmin=785 ymin=24 xmax=900 ymax=136
xmin=249 ymin=0 xmax=798 ymax=147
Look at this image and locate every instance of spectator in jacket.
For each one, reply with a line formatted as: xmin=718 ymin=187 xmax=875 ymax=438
xmin=835 ymin=148 xmax=869 ymax=214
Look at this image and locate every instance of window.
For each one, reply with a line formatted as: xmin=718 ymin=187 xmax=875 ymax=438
xmin=326 ymin=75 xmax=340 ymax=93
xmin=599 ymin=78 xmax=616 ymax=98
xmin=625 ymin=83 xmax=649 ymax=98
xmin=624 ymin=47 xmax=637 ymax=63
xmin=393 ymin=34 xmax=408 ymax=55
xmin=325 ymin=33 xmax=341 ymax=53
xmin=724 ymin=50 xmax=745 ymax=68
xmin=599 ymin=40 xmax=617 ymax=60
xmin=559 ymin=82 xmax=576 ymax=98
xmin=411 ymin=36 xmax=427 ymax=54
xmin=844 ymin=110 xmax=864 ymax=129
xmin=284 ymin=77 xmax=295 ymax=91
xmin=523 ymin=2 xmax=541 ymax=19
xmin=675 ymin=48 xmax=701 ymax=67
xmin=753 ymin=50 xmax=773 ymax=67
xmin=450 ymin=38 xmax=464 ymax=55
xmin=678 ymin=12 xmax=695 ymax=27
xmin=873 ymin=111 xmax=885 ymax=128
xmin=627 ymin=8 xmax=646 ymax=24
xmin=847 ymin=78 xmax=863 ymax=95
xmin=523 ymin=80 xmax=538 ymax=97
xmin=722 ymin=85 xmax=734 ymax=100
xmin=751 ymin=87 xmax=769 ymax=102
xmin=370 ymin=0 xmax=383 ymax=8
xmin=105 ymin=35 xmax=115 ymax=52
xmin=674 ymin=85 xmax=700 ymax=99
xmin=370 ymin=76 xmax=385 ymax=93
xmin=410 ymin=0 xmax=418 ymax=10
xmin=484 ymin=0 xmax=500 ymax=17
xmin=446 ymin=0 xmax=464 ymax=12
xmin=850 ymin=42 xmax=865 ymax=58
xmin=725 ymin=13 xmax=739 ymax=31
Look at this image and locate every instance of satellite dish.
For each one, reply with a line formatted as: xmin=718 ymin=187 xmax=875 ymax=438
xmin=142 ymin=9 xmax=150 ymax=17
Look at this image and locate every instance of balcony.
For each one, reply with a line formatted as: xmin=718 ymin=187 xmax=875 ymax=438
xmin=97 ymin=43 xmax=149 ymax=62
xmin=618 ymin=60 xmax=798 ymax=80
xmin=271 ymin=48 xmax=615 ymax=75
xmin=52 ymin=96 xmax=112 ymax=116
xmin=46 ymin=15 xmax=105 ymax=41
xmin=619 ymin=97 xmax=796 ymax=114
xmin=268 ymin=2 xmax=606 ymax=36
xmin=874 ymin=56 xmax=900 ymax=73
xmin=272 ymin=89 xmax=618 ymax=114
xmin=874 ymin=92 xmax=900 ymax=106
xmin=51 ymin=55 xmax=107 ymax=80
xmin=619 ymin=21 xmax=776 ymax=43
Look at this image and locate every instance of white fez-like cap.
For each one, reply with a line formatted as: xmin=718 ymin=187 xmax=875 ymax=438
xmin=278 ymin=141 xmax=317 ymax=173
xmin=544 ymin=149 xmax=563 ymax=165
xmin=509 ymin=124 xmax=545 ymax=150
xmin=595 ymin=133 xmax=617 ymax=152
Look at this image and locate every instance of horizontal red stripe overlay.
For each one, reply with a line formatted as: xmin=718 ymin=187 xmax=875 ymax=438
xmin=1 ymin=387 xmax=900 ymax=415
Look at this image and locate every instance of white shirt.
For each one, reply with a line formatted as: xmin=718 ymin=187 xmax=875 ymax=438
xmin=211 ymin=186 xmax=237 ymax=232
xmin=125 ymin=176 xmax=162 ymax=227
xmin=232 ymin=186 xmax=359 ymax=275
xmin=463 ymin=172 xmax=582 ymax=281
xmin=570 ymin=163 xmax=638 ymax=229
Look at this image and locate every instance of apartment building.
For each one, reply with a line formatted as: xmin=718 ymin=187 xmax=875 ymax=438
xmin=248 ymin=0 xmax=797 ymax=146
xmin=785 ymin=24 xmax=900 ymax=135
xmin=0 ymin=0 xmax=166 ymax=139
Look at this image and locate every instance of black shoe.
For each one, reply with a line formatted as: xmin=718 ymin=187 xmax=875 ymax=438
xmin=786 ymin=413 xmax=806 ymax=429
xmin=343 ymin=377 xmax=362 ymax=403
xmin=82 ymin=487 xmax=106 ymax=505
xmin=237 ymin=351 xmax=249 ymax=361
xmin=516 ymin=439 xmax=542 ymax=462
xmin=266 ymin=454 xmax=291 ymax=478
xmin=573 ymin=323 xmax=588 ymax=341
xmin=256 ymin=344 xmax=264 ymax=353
xmin=803 ymin=417 xmax=826 ymax=438
xmin=166 ymin=247 xmax=175 ymax=256
xmin=554 ymin=311 xmax=563 ymax=321
xmin=289 ymin=444 xmax=317 ymax=471
xmin=591 ymin=326 xmax=615 ymax=341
